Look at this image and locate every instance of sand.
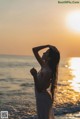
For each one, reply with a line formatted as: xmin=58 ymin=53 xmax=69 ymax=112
xmin=0 ymin=101 xmax=80 ymax=119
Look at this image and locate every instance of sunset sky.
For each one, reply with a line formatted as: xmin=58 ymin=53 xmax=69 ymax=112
xmin=0 ymin=0 xmax=80 ymax=57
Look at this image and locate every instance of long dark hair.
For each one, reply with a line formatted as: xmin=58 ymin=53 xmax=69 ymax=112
xmin=48 ymin=46 xmax=60 ymax=103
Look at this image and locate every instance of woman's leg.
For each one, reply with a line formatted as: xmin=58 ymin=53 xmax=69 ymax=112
xmin=49 ymin=107 xmax=55 ymax=119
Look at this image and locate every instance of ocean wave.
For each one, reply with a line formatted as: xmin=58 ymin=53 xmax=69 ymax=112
xmin=54 ymin=102 xmax=80 ymax=115
xmin=0 ymin=62 xmax=32 ymax=68
xmin=20 ymin=83 xmax=33 ymax=87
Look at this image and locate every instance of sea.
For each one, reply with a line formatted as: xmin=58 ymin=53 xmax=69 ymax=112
xmin=0 ymin=54 xmax=80 ymax=118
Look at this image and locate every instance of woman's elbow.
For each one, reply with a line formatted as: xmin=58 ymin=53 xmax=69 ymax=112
xmin=32 ymin=48 xmax=36 ymax=52
xmin=32 ymin=48 xmax=38 ymax=55
xmin=32 ymin=47 xmax=34 ymax=51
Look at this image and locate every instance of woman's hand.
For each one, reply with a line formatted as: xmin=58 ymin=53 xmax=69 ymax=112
xmin=30 ymin=68 xmax=37 ymax=77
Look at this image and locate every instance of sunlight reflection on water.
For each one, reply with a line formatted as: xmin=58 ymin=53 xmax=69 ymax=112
xmin=68 ymin=57 xmax=80 ymax=92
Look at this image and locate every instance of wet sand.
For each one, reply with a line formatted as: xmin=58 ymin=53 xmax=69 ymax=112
xmin=28 ymin=112 xmax=80 ymax=119
xmin=0 ymin=102 xmax=80 ymax=119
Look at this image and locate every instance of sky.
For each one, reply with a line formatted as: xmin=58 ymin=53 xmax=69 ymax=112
xmin=0 ymin=0 xmax=80 ymax=57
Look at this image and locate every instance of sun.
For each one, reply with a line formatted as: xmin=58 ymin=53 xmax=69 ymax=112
xmin=65 ymin=11 xmax=80 ymax=33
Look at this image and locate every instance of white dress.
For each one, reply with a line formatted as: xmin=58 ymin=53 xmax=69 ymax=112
xmin=34 ymin=67 xmax=54 ymax=119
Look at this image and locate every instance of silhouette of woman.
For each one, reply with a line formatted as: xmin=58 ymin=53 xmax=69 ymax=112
xmin=30 ymin=45 xmax=60 ymax=119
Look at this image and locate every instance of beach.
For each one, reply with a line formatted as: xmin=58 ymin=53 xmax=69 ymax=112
xmin=0 ymin=95 xmax=80 ymax=119
xmin=0 ymin=55 xmax=80 ymax=119
xmin=0 ymin=100 xmax=80 ymax=119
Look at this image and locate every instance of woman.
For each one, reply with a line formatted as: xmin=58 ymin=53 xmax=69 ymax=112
xmin=30 ymin=45 xmax=60 ymax=119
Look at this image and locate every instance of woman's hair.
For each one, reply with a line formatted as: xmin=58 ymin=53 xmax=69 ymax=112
xmin=48 ymin=46 xmax=60 ymax=102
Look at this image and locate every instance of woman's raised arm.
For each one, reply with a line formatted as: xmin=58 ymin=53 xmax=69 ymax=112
xmin=32 ymin=45 xmax=50 ymax=67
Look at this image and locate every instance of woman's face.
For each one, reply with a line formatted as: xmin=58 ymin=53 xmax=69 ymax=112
xmin=42 ymin=50 xmax=50 ymax=62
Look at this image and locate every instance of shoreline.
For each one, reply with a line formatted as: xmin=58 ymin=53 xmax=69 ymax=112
xmin=13 ymin=112 xmax=80 ymax=119
xmin=0 ymin=101 xmax=80 ymax=119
